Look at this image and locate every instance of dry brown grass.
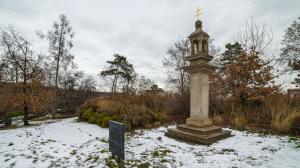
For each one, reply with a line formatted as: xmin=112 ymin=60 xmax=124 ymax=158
xmin=213 ymin=114 xmax=225 ymax=126
xmin=231 ymin=115 xmax=247 ymax=130
xmin=210 ymin=92 xmax=300 ymax=134
xmin=78 ymin=91 xmax=299 ymax=134
xmin=272 ymin=112 xmax=300 ymax=133
xmin=264 ymin=94 xmax=300 ymax=133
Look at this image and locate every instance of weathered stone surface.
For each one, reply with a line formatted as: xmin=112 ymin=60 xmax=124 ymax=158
xmin=165 ymin=126 xmax=231 ymax=145
xmin=177 ymin=124 xmax=221 ymax=135
xmin=189 ymin=72 xmax=210 ymax=119
xmin=186 ymin=117 xmax=212 ymax=127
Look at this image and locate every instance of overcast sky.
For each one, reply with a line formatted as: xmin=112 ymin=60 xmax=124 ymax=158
xmin=0 ymin=0 xmax=299 ymax=89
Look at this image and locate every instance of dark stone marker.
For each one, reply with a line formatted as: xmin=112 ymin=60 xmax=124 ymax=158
xmin=109 ymin=120 xmax=125 ymax=162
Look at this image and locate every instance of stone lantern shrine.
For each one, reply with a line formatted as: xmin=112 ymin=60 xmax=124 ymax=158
xmin=165 ymin=15 xmax=231 ymax=145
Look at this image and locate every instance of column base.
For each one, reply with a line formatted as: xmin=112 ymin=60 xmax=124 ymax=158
xmin=186 ymin=117 xmax=213 ymax=128
xmin=165 ymin=124 xmax=232 ymax=145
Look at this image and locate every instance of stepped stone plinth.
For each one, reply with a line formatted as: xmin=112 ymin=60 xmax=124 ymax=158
xmin=166 ymin=124 xmax=231 ymax=145
xmin=165 ymin=14 xmax=232 ymax=145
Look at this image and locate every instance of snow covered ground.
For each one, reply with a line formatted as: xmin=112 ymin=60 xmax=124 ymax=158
xmin=0 ymin=118 xmax=299 ymax=168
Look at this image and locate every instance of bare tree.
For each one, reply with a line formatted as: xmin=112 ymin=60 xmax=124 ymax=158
xmin=278 ymin=17 xmax=300 ymax=87
xmin=79 ymin=75 xmax=97 ymax=94
xmin=163 ymin=39 xmax=191 ymax=116
xmin=0 ymin=29 xmax=21 ymax=83
xmin=0 ymin=26 xmax=43 ymax=125
xmin=163 ymin=39 xmax=190 ymax=97
xmin=38 ymin=14 xmax=74 ymax=93
xmin=58 ymin=70 xmax=83 ymax=112
xmin=78 ymin=75 xmax=97 ymax=100
xmin=99 ymin=74 xmax=115 ymax=92
xmin=0 ymin=58 xmax=7 ymax=83
xmin=137 ymin=75 xmax=155 ymax=94
xmin=209 ymin=38 xmax=222 ymax=68
xmin=233 ymin=18 xmax=273 ymax=55
xmin=233 ymin=18 xmax=279 ymax=86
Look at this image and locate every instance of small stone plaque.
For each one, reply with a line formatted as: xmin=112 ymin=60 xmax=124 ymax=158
xmin=109 ymin=120 xmax=125 ymax=162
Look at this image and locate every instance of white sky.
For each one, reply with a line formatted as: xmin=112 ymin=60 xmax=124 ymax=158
xmin=0 ymin=0 xmax=299 ymax=90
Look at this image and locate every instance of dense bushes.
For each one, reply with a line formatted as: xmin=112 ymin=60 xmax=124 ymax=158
xmin=77 ymin=95 xmax=175 ymax=130
xmin=80 ymin=108 xmax=120 ymax=128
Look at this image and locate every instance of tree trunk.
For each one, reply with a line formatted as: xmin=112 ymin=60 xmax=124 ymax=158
xmin=112 ymin=74 xmax=118 ymax=94
xmin=111 ymin=77 xmax=115 ymax=93
xmin=23 ymin=58 xmax=29 ymax=126
xmin=15 ymin=66 xmax=18 ymax=83
xmin=53 ymin=53 xmax=60 ymax=118
xmin=126 ymin=80 xmax=129 ymax=94
xmin=53 ymin=23 xmax=64 ymax=118
xmin=23 ymin=97 xmax=29 ymax=126
xmin=55 ymin=57 xmax=60 ymax=91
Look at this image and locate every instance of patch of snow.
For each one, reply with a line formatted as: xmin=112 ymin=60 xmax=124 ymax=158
xmin=0 ymin=118 xmax=299 ymax=168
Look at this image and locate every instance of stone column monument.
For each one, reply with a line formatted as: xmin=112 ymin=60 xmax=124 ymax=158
xmin=185 ymin=19 xmax=214 ymax=128
xmin=165 ymin=8 xmax=231 ymax=145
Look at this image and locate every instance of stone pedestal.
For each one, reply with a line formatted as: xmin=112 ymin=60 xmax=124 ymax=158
xmin=165 ymin=19 xmax=231 ymax=145
xmin=186 ymin=71 xmax=211 ymax=127
xmin=165 ymin=124 xmax=231 ymax=145
xmin=186 ymin=117 xmax=212 ymax=127
xmin=190 ymin=72 xmax=209 ymax=118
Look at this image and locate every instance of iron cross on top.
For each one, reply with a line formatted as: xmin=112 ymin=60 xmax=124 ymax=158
xmin=194 ymin=6 xmax=203 ymax=20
